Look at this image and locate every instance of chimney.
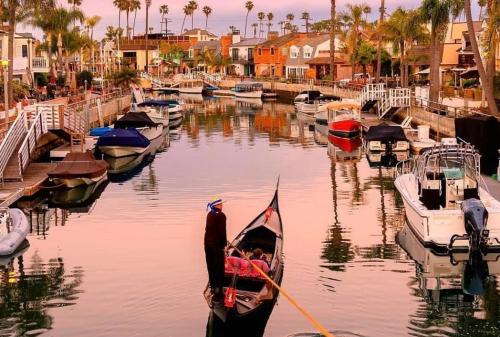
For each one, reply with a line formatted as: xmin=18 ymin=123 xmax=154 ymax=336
xmin=267 ymin=31 xmax=279 ymax=41
xmin=232 ymin=30 xmax=241 ymax=44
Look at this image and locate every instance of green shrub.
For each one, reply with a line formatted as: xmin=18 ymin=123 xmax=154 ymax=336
xmin=35 ymin=73 xmax=48 ymax=87
xmin=77 ymin=70 xmax=93 ymax=87
xmin=463 ymin=78 xmax=479 ymax=88
xmin=56 ymin=74 xmax=66 ymax=87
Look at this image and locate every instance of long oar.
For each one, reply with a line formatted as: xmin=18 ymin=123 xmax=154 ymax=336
xmin=229 ymin=244 xmax=335 ymax=337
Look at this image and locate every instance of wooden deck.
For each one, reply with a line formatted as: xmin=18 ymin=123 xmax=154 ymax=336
xmin=0 ymin=162 xmax=56 ymax=206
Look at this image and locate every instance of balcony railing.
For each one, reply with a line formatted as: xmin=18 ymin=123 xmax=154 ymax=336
xmin=32 ymin=57 xmax=49 ymax=71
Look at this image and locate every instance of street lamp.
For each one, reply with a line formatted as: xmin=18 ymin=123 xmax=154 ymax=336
xmin=1 ymin=60 xmax=9 ymax=125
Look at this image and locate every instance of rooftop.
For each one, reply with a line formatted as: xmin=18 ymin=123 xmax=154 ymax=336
xmin=231 ymin=38 xmax=266 ymax=47
xmin=182 ymin=28 xmax=217 ymax=37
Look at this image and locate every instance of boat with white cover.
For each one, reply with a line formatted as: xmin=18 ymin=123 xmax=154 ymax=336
xmin=395 ymin=143 xmax=500 ymax=252
xmin=0 ymin=208 xmax=29 ymax=256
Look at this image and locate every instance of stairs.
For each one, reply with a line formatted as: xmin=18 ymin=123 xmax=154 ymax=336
xmin=3 ymin=132 xmax=27 ymax=181
xmin=380 ymin=106 xmax=400 ymax=120
xmin=70 ymin=132 xmax=85 ymax=152
xmin=361 ymin=100 xmax=378 ymax=112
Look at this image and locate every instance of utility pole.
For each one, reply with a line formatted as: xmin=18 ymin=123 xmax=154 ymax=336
xmin=145 ymin=0 xmax=152 ymax=73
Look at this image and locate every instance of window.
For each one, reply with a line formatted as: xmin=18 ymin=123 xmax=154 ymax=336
xmin=188 ymin=49 xmax=193 ymax=58
xmin=303 ymin=46 xmax=312 ymax=58
xmin=258 ymin=48 xmax=262 ymax=56
xmin=270 ymin=48 xmax=275 ymax=55
xmin=231 ymin=48 xmax=239 ymax=61
xmin=248 ymin=48 xmax=254 ymax=61
xmin=22 ymin=45 xmax=28 ymax=58
xmin=290 ymin=46 xmax=299 ymax=58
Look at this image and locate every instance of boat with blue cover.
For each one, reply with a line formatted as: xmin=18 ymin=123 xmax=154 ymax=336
xmin=96 ymin=128 xmax=151 ymax=158
xmin=90 ymin=127 xmax=113 ymax=137
xmin=114 ymin=111 xmax=163 ymax=140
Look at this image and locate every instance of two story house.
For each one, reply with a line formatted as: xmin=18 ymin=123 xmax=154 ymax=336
xmin=229 ymin=36 xmax=265 ymax=76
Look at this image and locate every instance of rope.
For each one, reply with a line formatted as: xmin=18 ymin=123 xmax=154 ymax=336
xmin=229 ymin=244 xmax=335 ymax=337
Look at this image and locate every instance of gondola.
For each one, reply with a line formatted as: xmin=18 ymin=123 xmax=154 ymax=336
xmin=203 ymin=183 xmax=284 ymax=321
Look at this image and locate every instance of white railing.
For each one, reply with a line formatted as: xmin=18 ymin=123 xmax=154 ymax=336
xmin=395 ymin=158 xmax=415 ymax=178
xmin=377 ymin=88 xmax=411 ymax=119
xmin=0 ymin=110 xmax=28 ymax=182
xmin=32 ymin=57 xmax=49 ymax=71
xmin=360 ymin=83 xmax=386 ymax=106
xmin=18 ymin=109 xmax=47 ymax=176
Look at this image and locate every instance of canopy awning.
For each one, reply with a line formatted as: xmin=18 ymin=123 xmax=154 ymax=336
xmin=415 ymin=68 xmax=429 ymax=75
xmin=460 ymin=66 xmax=478 ymax=78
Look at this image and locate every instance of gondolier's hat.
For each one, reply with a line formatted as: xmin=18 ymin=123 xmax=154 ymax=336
xmin=207 ymin=197 xmax=225 ymax=212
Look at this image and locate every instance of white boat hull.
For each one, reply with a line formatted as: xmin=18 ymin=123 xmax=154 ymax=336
xmin=99 ymin=146 xmax=148 ymax=158
xmin=234 ymin=90 xmax=263 ymax=99
xmin=53 ymin=172 xmax=108 ymax=188
xmin=149 ymin=115 xmax=169 ymax=127
xmin=395 ymin=173 xmax=500 ymax=250
xmin=178 ymin=86 xmax=204 ymax=94
xmin=367 ymin=140 xmax=410 ymax=152
xmin=0 ymin=209 xmax=29 ymax=256
xmin=138 ymin=125 xmax=163 ymax=141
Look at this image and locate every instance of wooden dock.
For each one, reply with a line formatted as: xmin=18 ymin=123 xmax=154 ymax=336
xmin=0 ymin=162 xmax=56 ymax=207
xmin=360 ymin=113 xmax=398 ymax=132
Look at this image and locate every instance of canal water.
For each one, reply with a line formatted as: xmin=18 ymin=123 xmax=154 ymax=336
xmin=3 ymin=96 xmax=500 ymax=337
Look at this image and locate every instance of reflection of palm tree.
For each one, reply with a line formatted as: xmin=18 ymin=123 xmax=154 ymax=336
xmin=0 ymin=253 xmax=83 ymax=335
xmin=321 ymin=159 xmax=354 ymax=272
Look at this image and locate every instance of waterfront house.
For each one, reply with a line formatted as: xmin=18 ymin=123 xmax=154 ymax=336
xmin=229 ymin=34 xmax=265 ymax=76
xmin=253 ymin=32 xmax=307 ymax=78
xmin=182 ymin=29 xmax=218 ymax=42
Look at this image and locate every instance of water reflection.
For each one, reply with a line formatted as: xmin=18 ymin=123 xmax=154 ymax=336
xmin=397 ymin=224 xmax=500 ymax=336
xmin=0 ymin=250 xmax=83 ymax=336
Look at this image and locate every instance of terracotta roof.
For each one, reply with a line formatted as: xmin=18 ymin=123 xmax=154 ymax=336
xmin=182 ymin=28 xmax=217 ymax=37
xmin=294 ymin=34 xmax=330 ymax=47
xmin=305 ymin=56 xmax=347 ymax=65
xmin=258 ymin=33 xmax=303 ymax=48
xmin=231 ymin=38 xmax=266 ymax=47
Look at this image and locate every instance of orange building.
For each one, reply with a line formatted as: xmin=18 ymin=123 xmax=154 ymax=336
xmin=254 ymin=33 xmax=307 ymax=78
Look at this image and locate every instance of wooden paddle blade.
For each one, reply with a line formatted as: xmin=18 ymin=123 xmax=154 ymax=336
xmin=224 ymin=287 xmax=236 ymax=308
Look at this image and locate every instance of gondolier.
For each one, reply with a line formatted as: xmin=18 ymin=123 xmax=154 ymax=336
xmin=204 ymin=197 xmax=227 ymax=302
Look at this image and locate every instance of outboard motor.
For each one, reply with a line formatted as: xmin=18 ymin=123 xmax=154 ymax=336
xmin=462 ymin=198 xmax=489 ymax=252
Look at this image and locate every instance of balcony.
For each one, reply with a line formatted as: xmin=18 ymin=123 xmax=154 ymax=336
xmin=231 ymin=56 xmax=254 ymax=64
xmin=32 ymin=57 xmax=50 ymax=73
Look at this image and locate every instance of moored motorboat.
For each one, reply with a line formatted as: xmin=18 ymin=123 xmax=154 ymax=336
xmin=327 ymin=102 xmax=362 ymax=138
xmin=0 ymin=208 xmax=29 ymax=256
xmin=233 ymin=82 xmax=263 ymax=99
xmin=178 ymin=79 xmax=205 ymax=94
xmin=262 ymin=89 xmax=278 ymax=100
xmin=47 ymin=150 xmax=108 ymax=188
xmin=204 ymin=183 xmax=284 ymax=320
xmin=96 ymin=128 xmax=151 ymax=158
xmin=404 ymin=125 xmax=436 ymax=154
xmin=327 ymin=135 xmax=362 ymax=162
xmin=365 ymin=123 xmax=409 ymax=152
xmin=394 ymin=143 xmax=500 ymax=253
xmin=114 ymin=111 xmax=163 ymax=141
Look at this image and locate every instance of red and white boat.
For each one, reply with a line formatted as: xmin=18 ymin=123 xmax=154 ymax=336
xmin=327 ymin=102 xmax=362 ymax=138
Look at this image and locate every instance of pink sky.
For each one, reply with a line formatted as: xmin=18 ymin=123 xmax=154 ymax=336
xmin=25 ymin=0 xmax=480 ymax=39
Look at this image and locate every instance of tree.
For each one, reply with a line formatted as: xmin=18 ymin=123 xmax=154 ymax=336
xmin=462 ymin=0 xmax=498 ymax=115
xmin=251 ymin=22 xmax=258 ymax=37
xmin=267 ymin=13 xmax=274 ymax=35
xmin=113 ymin=0 xmax=127 ymax=32
xmin=202 ymin=6 xmax=212 ymax=31
xmin=355 ymin=40 xmax=377 ymax=76
xmin=480 ymin=0 xmax=499 ymax=110
xmin=129 ymin=0 xmax=141 ymax=38
xmin=286 ymin=13 xmax=295 ymax=34
xmin=159 ymin=4 xmax=168 ymax=34
xmin=111 ymin=68 xmax=139 ymax=87
xmin=181 ymin=4 xmax=191 ymax=34
xmin=375 ymin=0 xmax=385 ymax=82
xmin=188 ymin=1 xmax=198 ymax=30
xmin=380 ymin=7 xmax=427 ymax=87
xmin=85 ymin=15 xmax=101 ymax=73
xmin=330 ymin=0 xmax=336 ymax=79
xmin=257 ymin=12 xmax=265 ymax=38
xmin=419 ymin=0 xmax=460 ymax=105
xmin=67 ymin=0 xmax=83 ymax=30
xmin=77 ymin=70 xmax=93 ymax=87
xmin=340 ymin=3 xmax=371 ymax=80
xmin=301 ymin=12 xmax=311 ymax=34
xmin=244 ymin=1 xmax=254 ymax=38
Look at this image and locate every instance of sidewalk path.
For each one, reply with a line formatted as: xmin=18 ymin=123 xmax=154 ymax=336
xmin=482 ymin=175 xmax=500 ymax=201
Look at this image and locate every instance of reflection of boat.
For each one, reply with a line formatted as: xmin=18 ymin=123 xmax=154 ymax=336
xmin=0 ymin=240 xmax=29 ymax=266
xmin=114 ymin=111 xmax=163 ymax=141
xmin=366 ymin=149 xmax=408 ymax=168
xmin=313 ymin=124 xmax=328 ymax=146
xmin=327 ymin=135 xmax=362 ymax=162
xmin=262 ymin=89 xmax=278 ymax=100
xmin=235 ymin=97 xmax=263 ymax=108
xmin=49 ymin=178 xmax=109 ymax=212
xmin=395 ymin=144 xmax=500 ymax=252
xmin=106 ymin=154 xmax=153 ymax=183
xmin=0 ymin=209 xmax=29 ymax=256
xmin=233 ymin=82 xmax=263 ymax=99
xmin=397 ymin=223 xmax=500 ymax=304
xmin=97 ymin=128 xmax=151 ymax=158
xmin=204 ymin=184 xmax=284 ymax=320
xmin=327 ymin=102 xmax=361 ymax=138
xmin=366 ymin=124 xmax=409 ymax=152
xmin=179 ymin=93 xmax=205 ymax=103
xmin=47 ymin=150 xmax=108 ymax=188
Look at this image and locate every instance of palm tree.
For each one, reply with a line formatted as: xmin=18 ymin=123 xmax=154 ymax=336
xmin=251 ymin=22 xmax=258 ymax=37
xmin=267 ymin=13 xmax=274 ymax=35
xmin=188 ymin=1 xmax=198 ymax=30
xmin=85 ymin=15 xmax=101 ymax=73
xmin=286 ymin=13 xmax=295 ymax=25
xmin=112 ymin=68 xmax=139 ymax=87
xmin=462 ymin=0 xmax=498 ymax=115
xmin=301 ymin=12 xmax=311 ymax=34
xmin=481 ymin=0 xmax=499 ymax=108
xmin=257 ymin=12 xmax=265 ymax=38
xmin=244 ymin=1 xmax=254 ymax=38
xmin=278 ymin=21 xmax=286 ymax=35
xmin=145 ymin=0 xmax=152 ymax=72
xmin=330 ymin=0 xmax=336 ymax=79
xmin=203 ymin=6 xmax=212 ymax=31
xmin=380 ymin=8 xmax=427 ymax=87
xmin=67 ymin=0 xmax=83 ymax=30
xmin=113 ymin=0 xmax=127 ymax=33
xmin=419 ymin=0 xmax=463 ymax=105
xmin=181 ymin=4 xmax=191 ymax=34
xmin=159 ymin=4 xmax=168 ymax=31
xmin=131 ymin=0 xmax=141 ymax=37
xmin=340 ymin=4 xmax=371 ymax=80
xmin=375 ymin=0 xmax=385 ymax=82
